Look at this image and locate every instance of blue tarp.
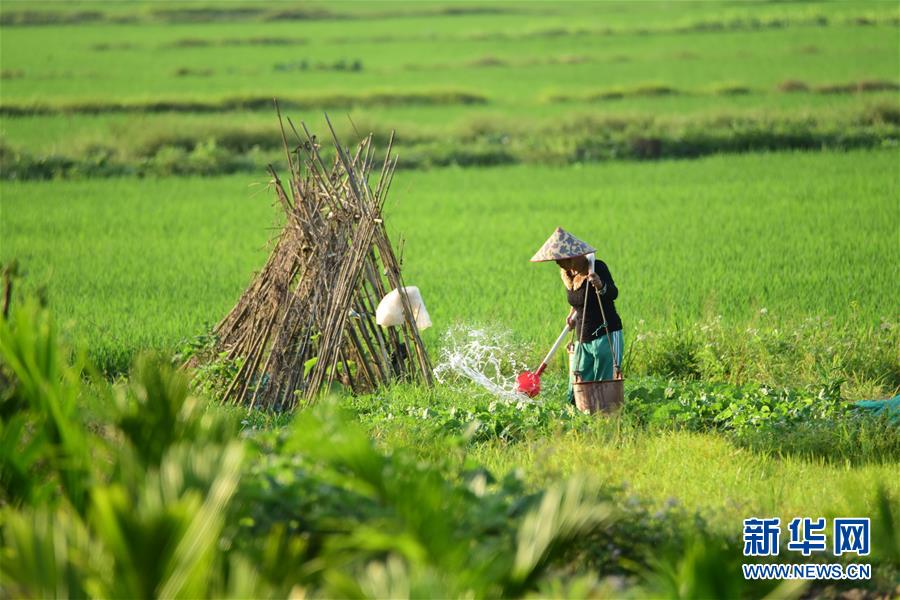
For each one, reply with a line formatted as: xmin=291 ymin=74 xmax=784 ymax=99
xmin=851 ymin=395 xmax=900 ymax=424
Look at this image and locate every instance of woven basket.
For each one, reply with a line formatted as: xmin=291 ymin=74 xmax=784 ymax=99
xmin=573 ymin=378 xmax=624 ymax=415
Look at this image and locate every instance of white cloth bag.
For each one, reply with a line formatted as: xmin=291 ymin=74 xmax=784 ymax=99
xmin=375 ymin=286 xmax=432 ymax=330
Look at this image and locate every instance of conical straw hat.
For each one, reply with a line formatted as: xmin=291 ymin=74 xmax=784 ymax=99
xmin=530 ymin=227 xmax=595 ymax=262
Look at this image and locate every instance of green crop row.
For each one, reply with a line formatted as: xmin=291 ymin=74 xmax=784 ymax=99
xmin=1 ymin=1 xmax=896 ymax=31
xmin=344 ymin=376 xmax=899 ymax=464
xmin=0 ymin=3 xmax=531 ymax=26
xmin=0 ymin=89 xmax=487 ymax=117
xmin=2 ymin=96 xmax=895 ymax=155
xmin=545 ymin=79 xmax=899 ymax=102
xmin=2 ymin=79 xmax=896 ymax=118
xmin=3 ymin=102 xmax=898 ymax=180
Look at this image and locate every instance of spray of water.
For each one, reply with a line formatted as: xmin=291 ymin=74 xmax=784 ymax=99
xmin=433 ymin=325 xmax=531 ymax=402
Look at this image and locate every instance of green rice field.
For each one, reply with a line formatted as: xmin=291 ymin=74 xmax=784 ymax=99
xmin=1 ymin=2 xmax=898 ymax=598
xmin=2 ymin=150 xmax=898 ymax=387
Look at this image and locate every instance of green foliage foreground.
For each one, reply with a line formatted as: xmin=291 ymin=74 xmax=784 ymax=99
xmin=2 ymin=303 xmax=898 ymax=598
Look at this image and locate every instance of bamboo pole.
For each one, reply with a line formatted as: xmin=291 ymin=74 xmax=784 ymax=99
xmin=204 ymin=109 xmax=432 ymax=409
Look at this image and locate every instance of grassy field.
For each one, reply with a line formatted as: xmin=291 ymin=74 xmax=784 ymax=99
xmin=2 ymin=150 xmax=897 ymax=393
xmin=1 ymin=1 xmax=899 ymax=597
xmin=1 ymin=0 xmax=898 ymax=177
xmin=1 ymin=3 xmax=897 ymax=102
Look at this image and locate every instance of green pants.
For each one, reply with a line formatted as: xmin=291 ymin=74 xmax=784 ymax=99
xmin=567 ymin=330 xmax=623 ymax=404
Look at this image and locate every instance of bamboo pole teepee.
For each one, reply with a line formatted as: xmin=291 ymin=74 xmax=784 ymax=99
xmin=210 ymin=106 xmax=432 ymax=410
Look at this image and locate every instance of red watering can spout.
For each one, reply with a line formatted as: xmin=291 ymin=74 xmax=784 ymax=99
xmin=516 ymin=325 xmax=570 ymax=398
xmin=516 ymin=370 xmax=542 ymax=398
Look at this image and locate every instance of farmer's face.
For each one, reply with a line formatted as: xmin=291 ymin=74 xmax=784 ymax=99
xmin=556 ymin=256 xmax=588 ymax=273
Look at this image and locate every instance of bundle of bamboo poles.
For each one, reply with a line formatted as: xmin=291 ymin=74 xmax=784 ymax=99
xmin=210 ymin=107 xmax=433 ymax=410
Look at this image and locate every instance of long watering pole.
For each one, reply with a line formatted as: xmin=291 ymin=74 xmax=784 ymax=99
xmin=534 ymin=324 xmax=571 ymax=377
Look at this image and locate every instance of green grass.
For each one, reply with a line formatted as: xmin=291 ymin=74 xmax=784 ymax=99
xmin=393 ymin=150 xmax=897 ymax=326
xmin=471 ymin=428 xmax=900 ymax=535
xmin=2 ymin=23 xmax=896 ymax=101
xmin=358 ymin=381 xmax=900 ymax=534
xmin=2 ymin=3 xmax=896 ymax=117
xmin=0 ymin=176 xmax=273 ymax=371
xmin=2 ymin=149 xmax=897 ymax=391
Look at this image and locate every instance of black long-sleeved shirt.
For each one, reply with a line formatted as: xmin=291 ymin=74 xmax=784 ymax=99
xmin=566 ymin=260 xmax=622 ymax=342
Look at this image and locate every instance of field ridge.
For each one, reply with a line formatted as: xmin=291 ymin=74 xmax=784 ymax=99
xmin=4 ymin=104 xmax=898 ymax=179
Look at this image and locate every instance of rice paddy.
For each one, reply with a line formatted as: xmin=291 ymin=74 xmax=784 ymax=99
xmin=1 ymin=1 xmax=898 ymax=597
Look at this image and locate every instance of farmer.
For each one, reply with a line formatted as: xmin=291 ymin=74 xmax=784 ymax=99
xmin=530 ymin=227 xmax=623 ymax=404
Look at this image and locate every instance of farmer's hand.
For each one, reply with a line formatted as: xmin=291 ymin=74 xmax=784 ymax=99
xmin=588 ymin=272 xmax=603 ymax=290
xmin=566 ymin=314 xmax=576 ymax=329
